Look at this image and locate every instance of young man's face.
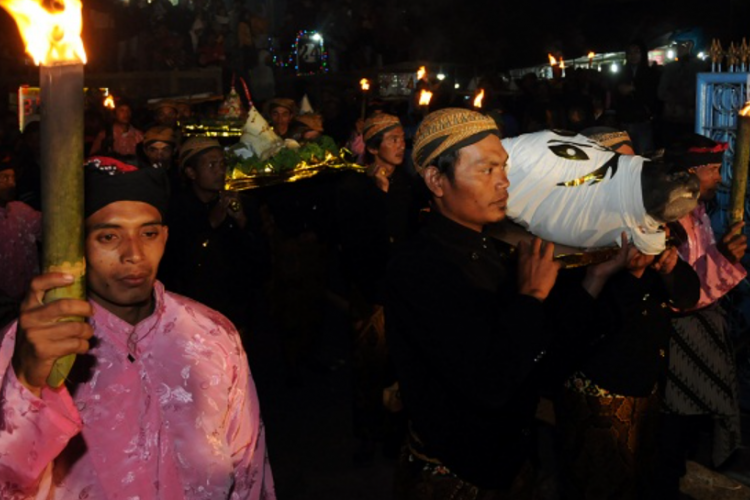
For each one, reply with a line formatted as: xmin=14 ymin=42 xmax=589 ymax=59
xmin=270 ymin=107 xmax=293 ymax=131
xmin=185 ymin=148 xmax=226 ymax=193
xmin=114 ymin=105 xmax=132 ymax=125
xmin=156 ymin=106 xmax=178 ymax=127
xmin=369 ymin=127 xmax=405 ymax=167
xmin=85 ymin=201 xmax=168 ymax=312
xmin=0 ymin=168 xmax=16 ymax=204
xmin=144 ymin=141 xmax=175 ymax=167
xmin=692 ymin=163 xmax=722 ymax=200
xmin=430 ymin=134 xmax=510 ymax=232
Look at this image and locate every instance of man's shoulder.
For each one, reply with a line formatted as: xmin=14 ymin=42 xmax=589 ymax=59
xmin=161 ymin=289 xmax=240 ymax=338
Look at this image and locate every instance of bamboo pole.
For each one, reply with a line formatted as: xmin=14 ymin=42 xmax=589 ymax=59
xmin=40 ymin=62 xmax=86 ymax=388
xmin=729 ymin=102 xmax=750 ymax=225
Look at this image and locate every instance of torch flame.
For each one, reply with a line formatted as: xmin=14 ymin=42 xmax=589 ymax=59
xmin=103 ymin=95 xmax=115 ymax=109
xmin=418 ymin=90 xmax=433 ymax=106
xmin=473 ymin=89 xmax=485 ymax=109
xmin=0 ymin=0 xmax=86 ymax=65
xmin=741 ymin=102 xmax=750 ymax=116
xmin=360 ymin=78 xmax=370 ymax=91
xmin=417 ymin=66 xmax=426 ymax=81
xmin=560 ymin=59 xmax=566 ymax=69
xmin=548 ymin=54 xmax=557 ymax=66
xmin=588 ymin=51 xmax=595 ymax=59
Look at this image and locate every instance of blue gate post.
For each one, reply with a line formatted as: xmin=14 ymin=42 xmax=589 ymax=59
xmin=696 ymin=72 xmax=750 ymax=408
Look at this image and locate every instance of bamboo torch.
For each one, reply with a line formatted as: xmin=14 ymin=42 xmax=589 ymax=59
xmin=1 ymin=0 xmax=87 ymax=388
xmin=729 ymin=102 xmax=750 ymax=225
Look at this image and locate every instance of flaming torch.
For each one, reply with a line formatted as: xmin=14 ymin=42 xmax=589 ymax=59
xmin=103 ymin=94 xmax=115 ymax=109
xmin=588 ymin=51 xmax=595 ymax=69
xmin=417 ymin=66 xmax=427 ymax=82
xmin=359 ymin=78 xmax=370 ymax=121
xmin=1 ymin=0 xmax=86 ymax=388
xmin=418 ymin=89 xmax=433 ymax=112
xmin=473 ymin=88 xmax=485 ymax=109
xmin=729 ymin=102 xmax=750 ymax=225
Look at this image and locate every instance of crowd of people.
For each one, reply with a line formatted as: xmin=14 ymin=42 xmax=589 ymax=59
xmin=0 ymin=33 xmax=748 ymax=500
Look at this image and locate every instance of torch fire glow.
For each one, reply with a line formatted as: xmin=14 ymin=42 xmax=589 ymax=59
xmin=359 ymin=78 xmax=370 ymax=120
xmin=473 ymin=89 xmax=485 ymax=109
xmin=588 ymin=51 xmax=595 ymax=68
xmin=548 ymin=54 xmax=557 ymax=66
xmin=729 ymin=102 xmax=750 ymax=224
xmin=1 ymin=0 xmax=86 ymax=388
xmin=104 ymin=94 xmax=115 ymax=109
xmin=418 ymin=89 xmax=433 ymax=107
xmin=417 ymin=66 xmax=426 ymax=81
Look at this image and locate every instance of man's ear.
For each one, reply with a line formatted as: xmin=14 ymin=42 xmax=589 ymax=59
xmin=423 ymin=166 xmax=445 ymax=198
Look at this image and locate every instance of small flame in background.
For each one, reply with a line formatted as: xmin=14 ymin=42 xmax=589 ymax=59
xmin=417 ymin=66 xmax=426 ymax=81
xmin=741 ymin=101 xmax=750 ymax=117
xmin=473 ymin=89 xmax=485 ymax=109
xmin=548 ymin=54 xmax=557 ymax=66
xmin=360 ymin=78 xmax=370 ymax=91
xmin=103 ymin=94 xmax=115 ymax=109
xmin=418 ymin=90 xmax=433 ymax=106
xmin=587 ymin=51 xmax=595 ymax=59
xmin=0 ymin=0 xmax=86 ymax=65
xmin=559 ymin=59 xmax=566 ymax=69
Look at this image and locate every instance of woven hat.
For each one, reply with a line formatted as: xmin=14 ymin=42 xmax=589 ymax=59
xmin=580 ymin=127 xmax=633 ymax=152
xmin=144 ymin=126 xmax=176 ymax=146
xmin=294 ymin=114 xmax=324 ymax=132
xmin=178 ymin=137 xmax=222 ymax=169
xmin=412 ymin=108 xmax=498 ymax=174
xmin=266 ymin=98 xmax=298 ymax=115
xmin=363 ymin=114 xmax=401 ymax=143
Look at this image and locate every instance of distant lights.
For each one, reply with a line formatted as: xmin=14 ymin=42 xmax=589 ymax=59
xmin=454 ymin=83 xmax=460 ymax=89
xmin=311 ymin=33 xmax=322 ymax=42
xmin=610 ymin=63 xmax=619 ymax=73
xmin=437 ymin=73 xmax=446 ymax=81
xmin=667 ymin=49 xmax=675 ymax=60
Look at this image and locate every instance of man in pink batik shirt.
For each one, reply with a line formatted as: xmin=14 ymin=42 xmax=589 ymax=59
xmin=0 ymin=157 xmax=275 ymax=499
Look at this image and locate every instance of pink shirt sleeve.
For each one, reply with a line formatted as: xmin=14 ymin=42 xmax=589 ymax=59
xmin=0 ymin=322 xmax=82 ymax=496
xmin=226 ymin=343 xmax=276 ymax=499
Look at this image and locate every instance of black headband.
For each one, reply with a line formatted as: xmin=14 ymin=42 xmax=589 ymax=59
xmin=84 ymin=156 xmax=169 ymax=220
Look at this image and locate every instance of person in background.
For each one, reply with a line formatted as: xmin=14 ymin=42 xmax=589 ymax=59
xmin=90 ymin=101 xmax=144 ymax=157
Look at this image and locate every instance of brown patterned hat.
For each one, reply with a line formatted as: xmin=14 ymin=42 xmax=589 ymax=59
xmin=295 ymin=113 xmax=324 ymax=132
xmin=580 ymin=127 xmax=633 ymax=152
xmin=363 ymin=113 xmax=401 ymax=143
xmin=412 ymin=108 xmax=499 ymax=174
xmin=266 ymin=98 xmax=298 ymax=115
xmin=144 ymin=125 xmax=176 ymax=146
xmin=178 ymin=136 xmax=222 ymax=169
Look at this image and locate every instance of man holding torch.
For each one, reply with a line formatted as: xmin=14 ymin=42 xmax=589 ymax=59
xmin=0 ymin=158 xmax=275 ymax=499
xmin=654 ymin=134 xmax=747 ymax=499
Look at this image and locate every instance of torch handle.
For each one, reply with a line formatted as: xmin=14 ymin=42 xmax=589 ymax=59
xmin=40 ymin=63 xmax=86 ymax=388
xmin=729 ymin=115 xmax=750 ymax=225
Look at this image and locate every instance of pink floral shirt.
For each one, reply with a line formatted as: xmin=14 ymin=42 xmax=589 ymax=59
xmin=0 ymin=201 xmax=41 ymax=300
xmin=676 ymin=204 xmax=747 ymax=310
xmin=0 ymin=282 xmax=275 ymax=499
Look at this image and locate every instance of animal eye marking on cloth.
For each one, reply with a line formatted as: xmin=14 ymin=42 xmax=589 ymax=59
xmin=548 ymin=144 xmax=590 ymax=161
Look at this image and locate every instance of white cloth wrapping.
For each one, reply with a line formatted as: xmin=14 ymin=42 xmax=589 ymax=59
xmin=502 ymin=131 xmax=666 ymax=254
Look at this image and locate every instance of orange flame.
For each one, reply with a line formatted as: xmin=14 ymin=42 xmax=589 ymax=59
xmin=548 ymin=54 xmax=557 ymax=66
xmin=417 ymin=66 xmax=426 ymax=81
xmin=418 ymin=90 xmax=433 ymax=106
xmin=559 ymin=59 xmax=566 ymax=69
xmin=360 ymin=78 xmax=370 ymax=91
xmin=587 ymin=51 xmax=595 ymax=59
xmin=103 ymin=94 xmax=115 ymax=109
xmin=473 ymin=89 xmax=485 ymax=109
xmin=741 ymin=101 xmax=750 ymax=117
xmin=0 ymin=0 xmax=86 ymax=65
